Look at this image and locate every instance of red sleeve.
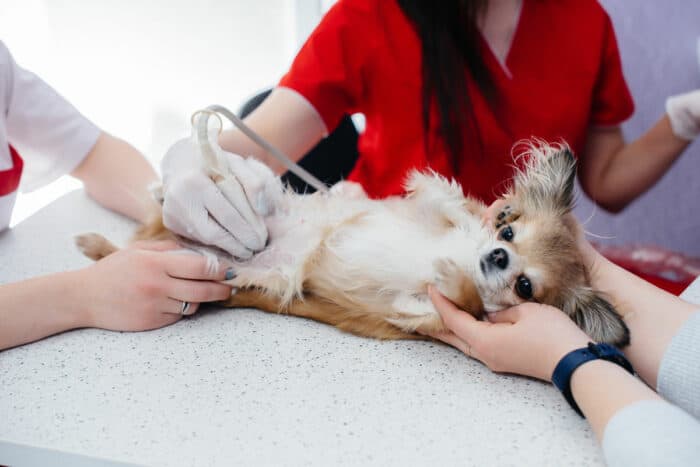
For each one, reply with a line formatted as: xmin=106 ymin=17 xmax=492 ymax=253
xmin=279 ymin=0 xmax=373 ymax=132
xmin=589 ymin=12 xmax=635 ymax=127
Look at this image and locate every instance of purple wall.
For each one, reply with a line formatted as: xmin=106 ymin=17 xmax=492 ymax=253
xmin=573 ymin=0 xmax=700 ymax=256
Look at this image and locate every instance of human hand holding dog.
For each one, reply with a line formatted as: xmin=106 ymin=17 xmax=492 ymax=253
xmin=75 ymin=240 xmax=234 ymax=331
xmin=160 ymin=137 xmax=281 ymax=259
xmin=426 ymin=286 xmax=667 ymax=441
xmin=0 ymin=240 xmax=235 ymax=350
xmin=426 ymin=286 xmax=590 ymax=381
xmin=483 ymin=199 xmax=699 ymax=388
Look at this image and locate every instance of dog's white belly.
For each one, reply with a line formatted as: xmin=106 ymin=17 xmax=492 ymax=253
xmin=323 ymin=209 xmax=484 ymax=291
xmin=234 ymin=192 xmax=488 ymax=306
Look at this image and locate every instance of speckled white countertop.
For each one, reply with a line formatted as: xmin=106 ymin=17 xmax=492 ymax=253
xmin=1 ymin=190 xmax=697 ymax=467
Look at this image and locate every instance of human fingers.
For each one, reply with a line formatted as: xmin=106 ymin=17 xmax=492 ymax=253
xmin=130 ymin=240 xmax=181 ymax=252
xmin=228 ymin=154 xmax=283 ymax=221
xmin=428 ymin=285 xmax=487 ymax=343
xmin=213 ymin=174 xmax=268 ymax=250
xmin=433 ymin=330 xmax=483 ymax=360
xmin=238 ymin=156 xmax=284 ymax=216
xmin=163 ymin=297 xmax=201 ymax=316
xmin=666 ymin=88 xmax=700 ymax=140
xmin=200 ymin=215 xmax=256 ymax=260
xmin=165 ymin=278 xmax=233 ymax=306
xmin=484 ymin=306 xmax=525 ymax=324
xmin=162 ymin=252 xmax=236 ymax=282
xmin=161 ymin=175 xmax=258 ymax=259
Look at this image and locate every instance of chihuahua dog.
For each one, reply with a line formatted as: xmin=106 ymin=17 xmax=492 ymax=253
xmin=78 ymin=143 xmax=629 ymax=346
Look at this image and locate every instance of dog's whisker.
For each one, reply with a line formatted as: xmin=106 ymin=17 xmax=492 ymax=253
xmin=584 ymin=230 xmax=617 ymax=241
xmin=579 ymin=202 xmax=599 ymax=227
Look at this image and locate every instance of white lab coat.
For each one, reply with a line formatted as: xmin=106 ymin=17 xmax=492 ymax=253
xmin=0 ymin=40 xmax=99 ymax=230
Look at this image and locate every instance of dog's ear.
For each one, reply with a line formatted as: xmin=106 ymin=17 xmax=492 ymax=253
xmin=513 ymin=145 xmax=577 ymax=215
xmin=562 ymin=287 xmax=630 ymax=347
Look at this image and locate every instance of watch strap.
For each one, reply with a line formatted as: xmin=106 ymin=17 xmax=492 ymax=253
xmin=551 ymin=342 xmax=634 ymax=417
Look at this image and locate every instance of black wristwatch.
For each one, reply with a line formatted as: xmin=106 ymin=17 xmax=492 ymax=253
xmin=551 ymin=342 xmax=634 ymax=417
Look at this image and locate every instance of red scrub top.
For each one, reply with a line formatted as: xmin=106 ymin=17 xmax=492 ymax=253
xmin=0 ymin=146 xmax=23 ymax=196
xmin=279 ymin=0 xmax=634 ymax=202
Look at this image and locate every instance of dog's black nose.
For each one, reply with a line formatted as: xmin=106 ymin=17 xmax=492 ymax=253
xmin=487 ymin=248 xmax=509 ymax=270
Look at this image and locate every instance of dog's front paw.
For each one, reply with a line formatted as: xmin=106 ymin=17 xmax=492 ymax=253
xmin=494 ymin=203 xmax=520 ymax=229
xmin=434 ymin=258 xmax=463 ymax=301
xmin=433 ymin=258 xmax=483 ymax=317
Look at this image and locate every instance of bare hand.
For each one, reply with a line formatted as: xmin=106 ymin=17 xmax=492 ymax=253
xmin=426 ymin=286 xmax=591 ymax=381
xmin=77 ymin=241 xmax=234 ymax=332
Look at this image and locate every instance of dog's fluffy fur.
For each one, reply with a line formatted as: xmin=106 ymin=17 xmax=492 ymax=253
xmin=78 ymin=143 xmax=629 ymax=346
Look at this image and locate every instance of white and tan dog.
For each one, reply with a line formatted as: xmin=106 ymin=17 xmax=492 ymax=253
xmin=79 ymin=143 xmax=629 ymax=346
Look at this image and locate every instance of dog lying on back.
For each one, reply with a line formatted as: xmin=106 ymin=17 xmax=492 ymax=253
xmin=78 ymin=143 xmax=630 ymax=346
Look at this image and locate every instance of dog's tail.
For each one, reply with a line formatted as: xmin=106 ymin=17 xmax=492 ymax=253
xmin=75 ymin=233 xmax=119 ymax=260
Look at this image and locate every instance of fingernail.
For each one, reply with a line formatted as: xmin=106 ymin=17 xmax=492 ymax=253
xmin=225 ymin=268 xmax=236 ymax=280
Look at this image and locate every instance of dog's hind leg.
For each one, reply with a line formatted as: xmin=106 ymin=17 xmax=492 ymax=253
xmin=223 ymin=288 xmax=421 ymax=340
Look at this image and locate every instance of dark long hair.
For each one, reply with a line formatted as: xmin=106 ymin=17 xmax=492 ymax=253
xmin=396 ymin=0 xmax=494 ymax=170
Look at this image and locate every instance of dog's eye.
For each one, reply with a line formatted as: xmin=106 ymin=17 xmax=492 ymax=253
xmin=515 ymin=275 xmax=533 ymax=299
xmin=499 ymin=226 xmax=514 ymax=242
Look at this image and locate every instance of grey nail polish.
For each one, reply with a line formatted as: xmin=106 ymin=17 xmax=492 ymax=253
xmin=225 ymin=268 xmax=236 ymax=281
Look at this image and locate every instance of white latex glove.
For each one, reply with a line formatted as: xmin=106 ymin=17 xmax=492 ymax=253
xmin=666 ymin=89 xmax=700 ymax=141
xmin=160 ymin=133 xmax=282 ymax=259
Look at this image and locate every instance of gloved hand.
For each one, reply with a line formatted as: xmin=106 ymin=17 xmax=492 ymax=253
xmin=160 ymin=133 xmax=282 ymax=259
xmin=666 ymin=89 xmax=700 ymax=141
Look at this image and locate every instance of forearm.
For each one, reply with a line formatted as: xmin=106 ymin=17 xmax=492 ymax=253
xmin=219 ymin=126 xmax=291 ymax=174
xmin=590 ymin=255 xmax=698 ymax=387
xmin=570 ymin=360 xmax=660 ymax=440
xmin=218 ymin=87 xmax=326 ymax=173
xmin=581 ymin=117 xmax=688 ymax=212
xmin=0 ymin=270 xmax=87 ymax=350
xmin=71 ymin=132 xmax=160 ymax=223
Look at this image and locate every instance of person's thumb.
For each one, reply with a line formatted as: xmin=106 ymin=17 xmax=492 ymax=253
xmin=486 ymin=305 xmax=526 ymax=324
xmin=428 ymin=285 xmax=483 ymax=341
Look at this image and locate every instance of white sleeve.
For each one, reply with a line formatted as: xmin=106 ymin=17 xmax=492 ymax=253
xmin=0 ymin=40 xmax=101 ymax=192
xmin=602 ymin=399 xmax=700 ymax=467
xmin=657 ymin=311 xmax=700 ymax=419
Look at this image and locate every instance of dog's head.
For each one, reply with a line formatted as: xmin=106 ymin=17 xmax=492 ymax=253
xmin=474 ymin=143 xmax=629 ymax=346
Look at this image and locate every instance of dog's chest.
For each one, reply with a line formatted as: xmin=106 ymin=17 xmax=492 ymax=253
xmin=320 ymin=205 xmax=487 ymax=289
xmin=250 ymin=194 xmax=487 ymax=290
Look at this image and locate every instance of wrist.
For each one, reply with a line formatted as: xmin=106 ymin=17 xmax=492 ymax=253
xmin=545 ymin=336 xmax=590 ymax=381
xmin=63 ymin=268 xmax=95 ymax=328
xmin=552 ymin=343 xmax=635 ymax=417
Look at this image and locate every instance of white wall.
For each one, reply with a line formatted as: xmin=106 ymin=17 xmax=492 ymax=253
xmin=1 ymin=0 xmax=320 ymax=225
xmin=578 ymin=0 xmax=700 ymax=255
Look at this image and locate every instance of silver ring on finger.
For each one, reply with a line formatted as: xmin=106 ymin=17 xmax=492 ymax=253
xmin=466 ymin=343 xmax=472 ymax=358
xmin=180 ymin=300 xmax=191 ymax=316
